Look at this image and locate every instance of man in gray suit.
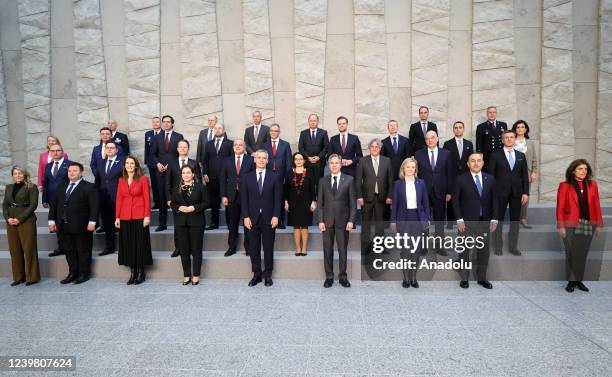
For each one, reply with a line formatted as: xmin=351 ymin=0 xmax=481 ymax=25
xmin=196 ymin=115 xmax=218 ymax=173
xmin=318 ymin=154 xmax=357 ymax=288
xmin=356 ymin=139 xmax=394 ymax=255
xmin=243 ymin=111 xmax=270 ymax=154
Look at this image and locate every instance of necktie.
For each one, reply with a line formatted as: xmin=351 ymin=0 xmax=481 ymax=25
xmin=181 ymin=159 xmax=186 ymax=168
xmin=52 ymin=162 xmax=59 ymax=178
xmin=258 ymin=172 xmax=263 ymax=194
xmin=215 ymin=138 xmax=220 ymax=153
xmin=458 ymin=139 xmax=463 ymax=159
xmin=208 ymin=129 xmax=213 ymax=141
xmin=430 ymin=150 xmax=435 ymax=170
xmin=236 ymin=156 xmax=241 ymax=174
xmin=508 ymin=150 xmax=515 ymax=170
xmin=475 ymin=175 xmax=483 ymax=216
xmin=311 ymin=130 xmax=316 ymax=144
xmin=102 ymin=144 xmax=106 ymax=159
xmin=164 ymin=132 xmax=170 ymax=152
xmin=392 ymin=137 xmax=398 ymax=153
xmin=422 ymin=122 xmax=426 ymax=134
xmin=272 ymin=140 xmax=277 ymax=170
xmin=341 ymin=134 xmax=346 ymax=153
xmin=106 ymin=160 xmax=112 ymax=175
xmin=332 ymin=176 xmax=338 ymax=194
xmin=65 ymin=182 xmax=75 ymax=200
xmin=373 ymin=158 xmax=379 ymax=194
xmin=254 ymin=126 xmax=259 ymax=142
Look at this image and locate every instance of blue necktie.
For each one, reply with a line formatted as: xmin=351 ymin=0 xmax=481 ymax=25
xmin=106 ymin=160 xmax=112 ymax=175
xmin=65 ymin=183 xmax=75 ymax=200
xmin=392 ymin=137 xmax=398 ymax=153
xmin=52 ymin=162 xmax=59 ymax=178
xmin=258 ymin=172 xmax=263 ymax=194
xmin=508 ymin=150 xmax=515 ymax=170
xmin=475 ymin=175 xmax=483 ymax=216
xmin=430 ymin=150 xmax=435 ymax=170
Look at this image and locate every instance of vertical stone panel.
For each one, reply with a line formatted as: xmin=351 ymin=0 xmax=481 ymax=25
xmin=19 ymin=0 xmax=51 ymax=177
xmin=448 ymin=0 xmax=472 ymax=138
xmin=597 ymin=0 xmax=612 ymax=202
xmin=243 ymin=0 xmax=275 ymax=121
xmin=539 ymin=0 xmax=574 ymax=202
xmin=125 ymin=0 xmax=161 ymax=159
xmin=180 ymin=0 xmax=222 ymax=143
xmin=0 ymin=50 xmax=13 ymax=188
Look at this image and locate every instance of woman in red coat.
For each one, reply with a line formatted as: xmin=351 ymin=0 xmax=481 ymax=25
xmin=115 ymin=156 xmax=153 ymax=285
xmin=556 ymin=159 xmax=604 ymax=292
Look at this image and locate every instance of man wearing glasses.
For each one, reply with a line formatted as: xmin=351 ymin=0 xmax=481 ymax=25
xmin=42 ymin=144 xmax=72 ymax=257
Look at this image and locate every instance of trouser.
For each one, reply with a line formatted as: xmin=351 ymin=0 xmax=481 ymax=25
xmin=323 ymin=226 xmax=349 ymax=279
xmin=100 ymin=193 xmax=116 ymax=251
xmin=495 ymin=193 xmax=521 ymax=252
xmin=446 ymin=197 xmax=456 ymax=223
xmin=7 ymin=218 xmax=40 ymax=283
xmin=429 ymin=192 xmax=446 ymax=246
xmin=361 ymin=199 xmax=387 ymax=255
xmin=520 ymin=200 xmax=529 ymax=221
xmin=227 ymin=199 xmax=248 ymax=251
xmin=248 ymin=217 xmax=276 ymax=277
xmin=208 ymin=178 xmax=221 ymax=226
xmin=156 ymin=170 xmax=168 ymax=226
xmin=398 ymin=209 xmax=422 ymax=282
xmin=148 ymin=166 xmax=160 ymax=207
xmin=562 ymin=228 xmax=593 ymax=282
xmin=458 ymin=221 xmax=490 ymax=281
xmin=60 ymin=228 xmax=93 ymax=277
xmin=176 ymin=224 xmax=204 ymax=277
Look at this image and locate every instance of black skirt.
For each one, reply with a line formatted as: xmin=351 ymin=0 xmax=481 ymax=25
xmin=118 ymin=219 xmax=153 ymax=267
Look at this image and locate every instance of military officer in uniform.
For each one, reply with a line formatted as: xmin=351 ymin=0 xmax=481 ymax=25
xmin=475 ymin=106 xmax=507 ymax=170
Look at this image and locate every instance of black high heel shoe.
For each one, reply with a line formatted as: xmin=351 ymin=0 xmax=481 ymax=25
xmin=182 ymin=277 xmax=191 ymax=286
xmin=192 ymin=278 xmax=200 ymax=286
xmin=10 ymin=280 xmax=24 ymax=287
xmin=127 ymin=268 xmax=137 ymax=285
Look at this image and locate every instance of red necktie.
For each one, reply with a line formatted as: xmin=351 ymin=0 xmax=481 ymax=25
xmin=235 ymin=156 xmax=241 ymax=191
xmin=272 ymin=141 xmax=277 ymax=170
xmin=164 ymin=132 xmax=170 ymax=152
xmin=341 ymin=134 xmax=346 ymax=153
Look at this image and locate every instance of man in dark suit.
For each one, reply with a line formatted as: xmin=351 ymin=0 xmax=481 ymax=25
xmin=475 ymin=106 xmax=507 ymax=170
xmin=453 ymin=153 xmax=498 ymax=289
xmin=220 ymin=139 xmax=254 ymax=257
xmin=487 ymin=130 xmax=529 ymax=256
xmin=144 ymin=116 xmax=162 ymax=209
xmin=356 ymin=139 xmax=393 ymax=255
xmin=94 ymin=142 xmax=123 ymax=256
xmin=107 ymin=119 xmax=130 ymax=155
xmin=42 ymin=144 xmax=71 ymax=257
xmin=165 ymin=139 xmax=202 ymax=258
xmin=151 ymin=114 xmax=184 ymax=231
xmin=298 ymin=113 xmax=329 ymax=186
xmin=243 ymin=111 xmax=270 ymax=154
xmin=443 ymin=121 xmax=473 ymax=227
xmin=326 ymin=116 xmax=363 ymax=177
xmin=409 ymin=106 xmax=438 ymax=152
xmin=415 ymin=130 xmax=454 ymax=256
xmin=241 ymin=149 xmax=281 ymax=287
xmin=202 ymin=122 xmax=233 ymax=230
xmin=196 ymin=115 xmax=218 ymax=171
xmin=318 ymin=154 xmax=357 ymax=288
xmin=90 ymin=127 xmax=124 ymax=176
xmin=48 ymin=162 xmax=99 ymax=284
xmin=381 ymin=119 xmax=412 ymax=181
xmin=262 ymin=124 xmax=292 ymax=229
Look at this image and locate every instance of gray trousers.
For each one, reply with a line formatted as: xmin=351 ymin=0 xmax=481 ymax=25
xmin=323 ymin=227 xmax=349 ymax=279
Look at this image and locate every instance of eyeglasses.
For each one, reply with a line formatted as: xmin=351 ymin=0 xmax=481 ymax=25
xmin=50 ymin=149 xmax=63 ymax=152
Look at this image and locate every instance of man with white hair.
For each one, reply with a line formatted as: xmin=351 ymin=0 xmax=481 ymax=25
xmin=201 ymin=123 xmax=233 ymax=230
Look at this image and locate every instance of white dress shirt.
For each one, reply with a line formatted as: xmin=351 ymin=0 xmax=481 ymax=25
xmin=405 ymin=179 xmax=417 ymax=209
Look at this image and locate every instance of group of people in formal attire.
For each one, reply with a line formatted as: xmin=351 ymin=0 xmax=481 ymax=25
xmin=2 ymin=106 xmax=604 ymax=292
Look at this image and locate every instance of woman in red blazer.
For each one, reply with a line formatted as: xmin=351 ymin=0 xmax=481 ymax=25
xmin=115 ymin=156 xmax=153 ymax=285
xmin=37 ymin=135 xmax=69 ymax=191
xmin=557 ymin=159 xmax=604 ymax=293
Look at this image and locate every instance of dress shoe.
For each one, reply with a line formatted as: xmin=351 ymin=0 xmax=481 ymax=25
xmin=73 ymin=275 xmax=89 ymax=284
xmin=48 ymin=249 xmax=64 ymax=257
xmin=155 ymin=225 xmax=167 ymax=232
xmin=99 ymin=249 xmax=115 ymax=256
xmin=477 ymin=280 xmax=493 ymax=289
xmin=192 ymin=279 xmax=200 ymax=286
xmin=182 ymin=278 xmax=191 ymax=286
xmin=10 ymin=280 xmax=24 ymax=286
xmin=339 ymin=278 xmax=351 ymax=288
xmin=127 ymin=268 xmax=137 ymax=285
xmin=410 ymin=280 xmax=419 ymax=288
xmin=224 ymin=249 xmax=236 ymax=257
xmin=509 ymin=249 xmax=522 ymax=256
xmin=565 ymin=282 xmax=575 ymax=292
xmin=436 ymin=249 xmax=448 ymax=257
xmin=264 ymin=276 xmax=273 ymax=287
xmin=60 ymin=274 xmax=76 ymax=284
xmin=323 ymin=278 xmax=333 ymax=288
xmin=248 ymin=276 xmax=262 ymax=287
xmin=459 ymin=280 xmax=469 ymax=289
xmin=25 ymin=281 xmax=38 ymax=286
xmin=402 ymin=280 xmax=410 ymax=288
xmin=134 ymin=268 xmax=146 ymax=285
xmin=576 ymin=281 xmax=589 ymax=292
xmin=205 ymin=225 xmax=219 ymax=231
xmin=170 ymin=249 xmax=180 ymax=258
xmin=520 ymin=221 xmax=532 ymax=229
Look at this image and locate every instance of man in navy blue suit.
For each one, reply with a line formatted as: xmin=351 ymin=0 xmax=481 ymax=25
xmin=220 ymin=139 xmax=254 ymax=257
xmin=91 ymin=127 xmax=124 ymax=177
xmin=415 ymin=130 xmax=454 ymax=256
xmin=453 ymin=152 xmax=498 ymax=289
xmin=151 ymin=115 xmax=183 ymax=231
xmin=107 ymin=119 xmax=130 ymax=155
xmin=262 ymin=124 xmax=292 ymax=229
xmin=144 ymin=116 xmax=162 ymax=209
xmin=381 ymin=120 xmax=412 ymax=181
xmin=42 ymin=144 xmax=71 ymax=257
xmin=241 ymin=149 xmax=281 ymax=287
xmin=326 ymin=116 xmax=363 ymax=176
xmin=94 ymin=142 xmax=123 ymax=256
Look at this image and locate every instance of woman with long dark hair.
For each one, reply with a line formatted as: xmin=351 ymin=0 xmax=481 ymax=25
xmin=284 ymin=152 xmax=317 ymax=256
xmin=512 ymin=120 xmax=537 ymax=228
xmin=556 ymin=159 xmax=604 ymax=292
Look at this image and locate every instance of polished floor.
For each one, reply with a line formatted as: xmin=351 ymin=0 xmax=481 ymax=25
xmin=1 ymin=278 xmax=612 ymax=376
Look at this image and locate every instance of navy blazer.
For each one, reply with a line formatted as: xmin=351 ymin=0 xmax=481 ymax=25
xmin=443 ymin=138 xmax=473 ymax=178
xmin=415 ymin=148 xmax=454 ymax=200
xmin=298 ymin=127 xmax=329 ymax=161
xmin=487 ymin=149 xmax=530 ymax=197
xmin=144 ymin=129 xmax=162 ymax=168
xmin=42 ymin=159 xmax=71 ymax=204
xmin=202 ymin=137 xmax=234 ymax=179
xmin=151 ymin=130 xmax=184 ymax=166
xmin=390 ymin=178 xmax=430 ymax=228
xmin=240 ymin=169 xmax=282 ymax=224
xmin=326 ymin=133 xmax=363 ymax=176
xmin=219 ymin=154 xmax=255 ymax=203
xmin=408 ymin=121 xmax=438 ymax=152
xmin=452 ymin=172 xmax=498 ymax=222
xmin=381 ymin=134 xmax=413 ymax=180
xmin=90 ymin=144 xmax=124 ymax=176
xmin=111 ymin=131 xmax=130 ymax=155
xmin=262 ymin=139 xmax=292 ymax=177
xmin=94 ymin=158 xmax=123 ymax=201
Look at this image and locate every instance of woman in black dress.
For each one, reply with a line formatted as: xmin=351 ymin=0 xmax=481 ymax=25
xmin=285 ymin=152 xmax=317 ymax=256
xmin=171 ymin=165 xmax=209 ymax=285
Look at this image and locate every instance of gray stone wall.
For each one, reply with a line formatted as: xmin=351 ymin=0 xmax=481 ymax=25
xmin=0 ymin=0 xmax=610 ymax=203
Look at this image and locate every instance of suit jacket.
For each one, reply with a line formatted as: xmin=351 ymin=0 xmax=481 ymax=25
xmin=556 ymin=180 xmax=604 ymax=229
xmin=90 ymin=144 xmax=124 ymax=176
xmin=263 ymin=138 xmax=292 ymax=177
xmin=165 ymin=158 xmax=201 ymax=200
xmin=390 ymin=178 xmax=430 ymax=227
xmin=144 ymin=129 xmax=162 ymax=168
xmin=443 ymin=137 xmax=474 ymax=178
xmin=111 ymin=131 xmax=130 ymax=155
xmin=94 ymin=157 xmax=123 ymax=202
xmin=298 ymin=127 xmax=329 ymax=162
xmin=42 ymin=159 xmax=71 ymax=204
xmin=38 ymin=151 xmax=69 ymax=187
xmin=355 ymin=155 xmax=393 ymax=203
xmin=3 ymin=183 xmax=38 ymax=223
xmin=487 ymin=149 xmax=529 ymax=196
xmin=381 ymin=134 xmax=412 ymax=180
xmin=240 ymin=169 xmax=282 ymax=224
xmin=202 ymin=137 xmax=234 ymax=179
xmin=317 ymin=174 xmax=357 ymax=228
xmin=452 ymin=172 xmax=498 ymax=222
xmin=414 ymin=148 xmax=454 ymax=200
xmin=475 ymin=120 xmax=507 ymax=162
xmin=220 ymin=154 xmax=255 ymax=203
xmin=170 ymin=182 xmax=210 ymax=227
xmin=151 ymin=130 xmax=184 ymax=166
xmin=49 ymin=180 xmax=99 ymax=234
xmin=409 ymin=121 xmax=438 ymax=152
xmin=244 ymin=124 xmax=270 ymax=154
xmin=196 ymin=127 xmax=215 ymax=168
xmin=115 ymin=176 xmax=152 ymax=220
xmin=326 ymin=133 xmax=363 ymax=176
